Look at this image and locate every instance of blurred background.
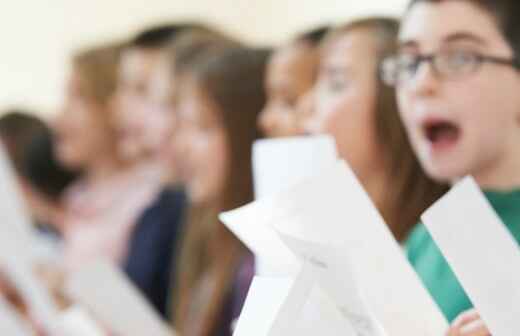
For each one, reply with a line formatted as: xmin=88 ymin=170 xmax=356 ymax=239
xmin=0 ymin=0 xmax=407 ymax=116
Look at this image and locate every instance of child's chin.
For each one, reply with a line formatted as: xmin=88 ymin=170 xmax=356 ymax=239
xmin=423 ymin=162 xmax=466 ymax=184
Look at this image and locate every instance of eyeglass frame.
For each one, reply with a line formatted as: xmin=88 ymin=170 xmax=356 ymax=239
xmin=380 ymin=49 xmax=520 ymax=87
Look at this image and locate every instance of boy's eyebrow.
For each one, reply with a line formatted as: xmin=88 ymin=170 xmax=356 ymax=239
xmin=398 ymin=31 xmax=487 ymax=51
xmin=443 ymin=31 xmax=487 ymax=45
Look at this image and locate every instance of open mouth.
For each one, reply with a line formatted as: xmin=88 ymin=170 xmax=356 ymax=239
xmin=423 ymin=119 xmax=461 ymax=150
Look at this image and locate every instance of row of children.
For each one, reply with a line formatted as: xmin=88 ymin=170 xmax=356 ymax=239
xmin=1 ymin=0 xmax=519 ymax=335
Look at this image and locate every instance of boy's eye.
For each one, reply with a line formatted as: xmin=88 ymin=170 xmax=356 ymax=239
xmin=439 ymin=49 xmax=478 ymax=73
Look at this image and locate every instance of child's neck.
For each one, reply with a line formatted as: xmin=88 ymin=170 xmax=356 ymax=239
xmin=84 ymin=154 xmax=125 ymax=185
xmin=473 ymin=137 xmax=520 ymax=191
xmin=127 ymin=156 xmax=167 ymax=183
xmin=362 ymin=168 xmax=392 ymax=216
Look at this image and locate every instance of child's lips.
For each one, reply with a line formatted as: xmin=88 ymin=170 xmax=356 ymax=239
xmin=421 ymin=118 xmax=462 ymax=153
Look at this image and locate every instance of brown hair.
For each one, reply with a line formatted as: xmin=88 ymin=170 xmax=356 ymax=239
xmin=128 ymin=22 xmax=212 ymax=50
xmin=172 ymin=47 xmax=269 ymax=336
xmin=323 ymin=18 xmax=448 ymax=241
xmin=168 ymin=30 xmax=241 ymax=76
xmin=408 ymin=0 xmax=520 ymax=59
xmin=72 ymin=42 xmax=123 ymax=105
xmin=164 ymin=29 xmax=241 ymax=113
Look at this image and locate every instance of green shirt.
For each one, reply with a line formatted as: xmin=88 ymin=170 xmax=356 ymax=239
xmin=406 ymin=189 xmax=520 ymax=322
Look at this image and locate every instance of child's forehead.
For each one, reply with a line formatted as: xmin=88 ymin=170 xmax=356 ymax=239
xmin=399 ymin=1 xmax=507 ymax=53
xmin=270 ymin=42 xmax=315 ymax=73
xmin=324 ymin=31 xmax=376 ymax=58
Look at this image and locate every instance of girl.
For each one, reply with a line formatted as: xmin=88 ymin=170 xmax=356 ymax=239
xmin=54 ymin=43 xmax=163 ymax=292
xmin=259 ymin=26 xmax=329 ymax=138
xmin=299 ymin=18 xmax=447 ymax=242
xmin=170 ymin=46 xmax=268 ymax=336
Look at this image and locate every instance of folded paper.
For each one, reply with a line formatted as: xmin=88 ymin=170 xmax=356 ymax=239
xmin=251 ymin=136 xmax=338 ymax=275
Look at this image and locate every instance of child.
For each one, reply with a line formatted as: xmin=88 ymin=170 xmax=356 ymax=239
xmin=259 ymin=26 xmax=329 ymax=137
xmin=170 ymin=46 xmax=268 ymax=336
xmin=55 ymin=42 xmax=167 ymax=301
xmin=113 ymin=24 xmax=199 ymax=317
xmin=300 ymin=18 xmax=447 ymax=242
xmin=382 ymin=0 xmax=520 ymax=334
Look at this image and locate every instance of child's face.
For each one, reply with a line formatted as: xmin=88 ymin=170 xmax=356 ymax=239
xmin=54 ymin=71 xmax=115 ymax=170
xmin=173 ymin=79 xmax=229 ymax=204
xmin=113 ymin=48 xmax=174 ymax=162
xmin=397 ymin=1 xmax=520 ymax=183
xmin=259 ymin=42 xmax=316 ymax=138
xmin=299 ymin=31 xmax=380 ymax=177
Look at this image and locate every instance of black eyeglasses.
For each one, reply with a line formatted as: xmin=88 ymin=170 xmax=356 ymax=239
xmin=381 ymin=48 xmax=520 ymax=87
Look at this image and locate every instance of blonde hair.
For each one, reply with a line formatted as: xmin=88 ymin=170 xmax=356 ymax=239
xmin=72 ymin=42 xmax=123 ymax=104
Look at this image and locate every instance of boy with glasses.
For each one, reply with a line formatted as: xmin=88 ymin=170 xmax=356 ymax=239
xmin=382 ymin=1 xmax=520 ymax=335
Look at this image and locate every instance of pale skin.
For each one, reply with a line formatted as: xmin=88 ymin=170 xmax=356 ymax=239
xmin=398 ymin=1 xmax=520 ymax=190
xmin=54 ymin=69 xmax=126 ymax=232
xmin=298 ymin=29 xmax=390 ymax=211
xmin=55 ymin=69 xmax=124 ymax=183
xmin=446 ymin=309 xmax=490 ymax=336
xmin=398 ymin=1 xmax=520 ymax=334
xmin=112 ymin=48 xmax=174 ymax=178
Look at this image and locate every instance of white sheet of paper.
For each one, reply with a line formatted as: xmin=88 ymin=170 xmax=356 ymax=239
xmin=277 ymin=232 xmax=386 ymax=336
xmin=0 ymin=297 xmax=33 ymax=336
xmin=220 ymin=199 xmax=301 ymax=277
xmin=296 ymin=285 xmax=357 ymax=336
xmin=233 ymin=264 xmax=354 ymax=336
xmin=63 ymin=260 xmax=173 ymax=336
xmin=422 ymin=177 xmax=520 ymax=336
xmin=252 ymin=135 xmax=338 ymax=200
xmin=250 ymin=136 xmax=338 ymax=275
xmin=52 ymin=306 xmax=106 ymax=336
xmin=268 ymin=160 xmax=448 ymax=336
xmin=0 ymin=145 xmax=59 ymax=333
xmin=233 ymin=264 xmax=313 ymax=336
xmin=0 ymin=144 xmax=40 ymax=263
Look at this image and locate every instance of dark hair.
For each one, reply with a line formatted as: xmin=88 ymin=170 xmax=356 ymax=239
xmin=296 ymin=25 xmax=331 ymax=45
xmin=0 ymin=110 xmax=78 ymax=200
xmin=129 ymin=23 xmax=208 ymax=49
xmin=173 ymin=47 xmax=268 ymax=336
xmin=0 ymin=111 xmax=47 ymax=173
xmin=323 ymin=17 xmax=449 ymax=241
xmin=23 ymin=128 xmax=79 ymax=200
xmin=408 ymin=0 xmax=520 ymax=58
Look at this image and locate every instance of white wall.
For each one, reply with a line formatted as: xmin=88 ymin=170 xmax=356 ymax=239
xmin=0 ymin=0 xmax=408 ymax=116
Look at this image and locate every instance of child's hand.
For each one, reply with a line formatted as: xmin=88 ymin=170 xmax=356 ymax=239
xmin=446 ymin=309 xmax=491 ymax=336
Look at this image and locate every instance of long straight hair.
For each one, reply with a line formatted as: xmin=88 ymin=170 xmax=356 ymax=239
xmin=322 ymin=18 xmax=448 ymax=241
xmin=173 ymin=47 xmax=269 ymax=336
